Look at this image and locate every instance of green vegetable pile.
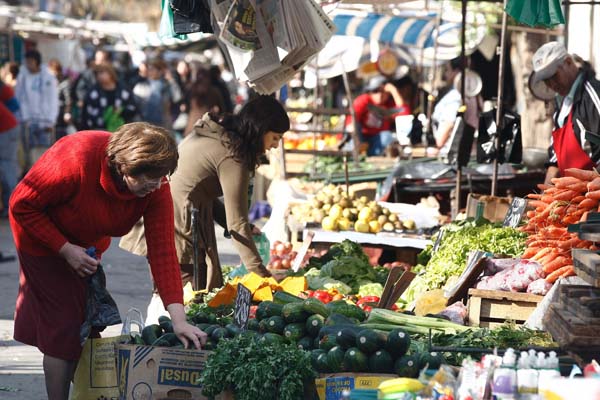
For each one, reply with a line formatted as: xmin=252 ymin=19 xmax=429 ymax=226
xmin=405 ymin=219 xmax=527 ymax=303
xmin=422 ymin=323 xmax=557 ymax=365
xmin=200 ymin=333 xmax=316 ymax=400
xmin=292 ymin=239 xmax=388 ymax=294
xmin=303 ymin=155 xmax=373 ymax=176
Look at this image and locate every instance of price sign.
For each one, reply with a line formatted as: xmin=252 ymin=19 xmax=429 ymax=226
xmin=234 ymin=283 xmax=252 ymax=329
xmin=503 ymin=197 xmax=527 ymax=228
xmin=432 ymin=228 xmax=445 ymax=254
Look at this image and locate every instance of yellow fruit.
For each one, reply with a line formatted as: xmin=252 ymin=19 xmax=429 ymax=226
xmin=329 ymin=204 xmax=343 ymax=220
xmin=368 ymin=220 xmax=381 ymax=233
xmin=354 ymin=220 xmax=370 ymax=233
xmin=402 ymin=219 xmax=416 ymax=230
xmin=358 ymin=207 xmax=372 ymax=222
xmin=338 ymin=218 xmax=352 ymax=231
xmin=383 ymin=222 xmax=395 ymax=232
xmin=322 ymin=216 xmax=338 ymax=231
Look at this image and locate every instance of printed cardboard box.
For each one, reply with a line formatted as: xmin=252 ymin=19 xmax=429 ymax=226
xmin=466 ymin=194 xmax=511 ymax=223
xmin=315 ymin=373 xmax=397 ymax=400
xmin=116 ymin=344 xmax=226 ymax=400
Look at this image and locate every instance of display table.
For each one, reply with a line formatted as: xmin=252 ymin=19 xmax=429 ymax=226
xmin=306 ymin=229 xmax=431 ymax=250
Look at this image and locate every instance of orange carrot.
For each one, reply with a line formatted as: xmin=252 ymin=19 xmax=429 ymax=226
xmin=566 ymin=182 xmax=588 ymax=193
xmin=526 ymin=210 xmax=536 ymax=219
xmin=531 ymin=247 xmax=554 ymax=261
xmin=527 ymin=193 xmax=543 ymax=200
xmin=564 ymin=168 xmax=599 ymax=181
xmin=560 ymin=265 xmax=575 ymax=278
xmin=558 ymin=237 xmax=584 ymax=250
xmin=578 ymin=198 xmax=599 ymax=209
xmin=553 ymin=190 xmax=578 ymax=201
xmin=528 ymin=200 xmax=549 ymax=209
xmin=537 ymin=184 xmax=552 ymax=191
xmin=521 ymin=247 xmax=540 ymax=259
xmin=586 ymin=190 xmax=600 ymax=200
xmin=588 ymin=177 xmax=600 ymax=191
xmin=546 ymin=265 xmax=573 ymax=283
xmin=551 ymin=176 xmax=582 ymax=188
xmin=542 ymin=256 xmax=569 ymax=274
xmin=571 ymin=195 xmax=586 ymax=203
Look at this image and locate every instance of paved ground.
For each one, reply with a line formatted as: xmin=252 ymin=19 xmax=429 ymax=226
xmin=0 ymin=218 xmax=240 ymax=399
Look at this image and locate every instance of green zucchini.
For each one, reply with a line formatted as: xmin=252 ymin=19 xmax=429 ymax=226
xmin=394 ymin=355 xmax=419 ymax=378
xmin=368 ymin=349 xmax=394 ymax=373
xmin=303 ymin=298 xmax=330 ymax=318
xmin=336 ymin=327 xmax=359 ymax=350
xmin=282 ymin=302 xmax=310 ymax=323
xmin=266 ymin=316 xmax=286 ymax=335
xmin=283 ymin=323 xmax=306 ymax=342
xmin=343 ymin=347 xmax=368 ymax=372
xmin=158 ymin=316 xmax=173 ymax=333
xmin=141 ymin=324 xmax=163 ymax=345
xmin=385 ymin=328 xmax=410 ymax=358
xmin=327 ymin=346 xmax=346 ymax=372
xmin=306 ymin=314 xmax=325 ymax=337
xmin=273 ymin=291 xmax=304 ymax=304
xmin=356 ymin=329 xmax=386 ymax=355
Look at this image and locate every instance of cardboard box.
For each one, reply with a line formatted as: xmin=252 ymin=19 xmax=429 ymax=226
xmin=315 ymin=373 xmax=396 ymax=400
xmin=466 ymin=194 xmax=511 ymax=223
xmin=116 ymin=344 xmax=227 ymax=400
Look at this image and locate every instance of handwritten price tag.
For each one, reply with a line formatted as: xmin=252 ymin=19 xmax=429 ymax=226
xmin=234 ymin=283 xmax=252 ymax=330
xmin=503 ymin=197 xmax=527 ymax=228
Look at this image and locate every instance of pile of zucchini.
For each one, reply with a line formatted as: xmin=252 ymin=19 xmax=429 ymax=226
xmin=249 ymin=292 xmax=443 ymax=377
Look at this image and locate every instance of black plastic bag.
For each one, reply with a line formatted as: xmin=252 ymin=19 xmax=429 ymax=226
xmin=477 ymin=109 xmax=522 ymax=164
xmin=79 ymin=263 xmax=121 ymax=346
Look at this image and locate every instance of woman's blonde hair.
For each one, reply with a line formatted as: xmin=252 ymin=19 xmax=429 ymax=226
xmin=106 ymin=122 xmax=178 ymax=178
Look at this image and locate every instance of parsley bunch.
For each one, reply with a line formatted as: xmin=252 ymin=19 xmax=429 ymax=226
xmin=200 ymin=334 xmax=317 ymax=400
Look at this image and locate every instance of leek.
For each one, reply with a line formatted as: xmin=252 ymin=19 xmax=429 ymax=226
xmin=365 ymin=308 xmax=473 ymax=334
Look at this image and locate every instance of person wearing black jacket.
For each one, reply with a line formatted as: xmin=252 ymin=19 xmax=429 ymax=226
xmin=530 ymin=42 xmax=600 ymax=184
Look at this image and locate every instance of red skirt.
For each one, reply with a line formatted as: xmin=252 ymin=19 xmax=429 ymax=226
xmin=14 ymin=251 xmax=89 ymax=361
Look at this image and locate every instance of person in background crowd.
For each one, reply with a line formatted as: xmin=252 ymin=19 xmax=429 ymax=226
xmin=15 ymin=50 xmax=59 ymax=162
xmin=127 ymin=60 xmax=147 ymax=90
xmin=170 ymin=60 xmax=194 ymax=135
xmin=120 ymin=96 xmax=289 ymax=310
xmin=74 ymin=49 xmax=112 ymax=110
xmin=529 ymin=41 xmax=600 ymax=184
xmin=81 ymin=63 xmax=138 ymax=131
xmin=348 ymin=76 xmax=409 ymax=156
xmin=133 ymin=58 xmax=182 ymax=129
xmin=1 ymin=62 xmax=19 ymax=88
xmin=0 ymin=78 xmax=20 ymax=215
xmin=9 ymin=122 xmax=206 ymax=400
xmin=210 ymin=64 xmax=234 ymax=113
xmin=47 ymin=59 xmax=73 ymax=140
xmin=183 ymin=81 xmax=224 ymax=136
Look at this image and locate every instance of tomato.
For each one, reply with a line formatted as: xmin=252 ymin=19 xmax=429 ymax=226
xmin=331 ymin=294 xmax=344 ymax=301
xmin=311 ymin=290 xmax=333 ymax=304
xmin=362 ymin=305 xmax=372 ymax=313
xmin=390 ymin=304 xmax=399 ymax=311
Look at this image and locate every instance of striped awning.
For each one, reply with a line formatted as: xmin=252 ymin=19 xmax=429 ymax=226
xmin=332 ymin=12 xmax=443 ymax=49
xmin=331 ymin=11 xmax=487 ymax=63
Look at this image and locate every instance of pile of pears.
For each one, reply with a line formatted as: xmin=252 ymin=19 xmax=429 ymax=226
xmin=291 ymin=184 xmax=415 ymax=233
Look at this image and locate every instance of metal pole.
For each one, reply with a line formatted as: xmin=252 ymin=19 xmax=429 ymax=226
xmin=564 ymin=1 xmax=570 ymax=48
xmin=591 ymin=4 xmax=595 ymax=70
xmin=491 ymin=0 xmax=509 ymax=197
xmin=341 ymin=66 xmax=361 ymax=167
xmin=453 ymin=0 xmax=467 ymax=219
xmin=191 ymin=208 xmax=200 ymax=291
xmin=425 ymin=3 xmax=444 ymax=141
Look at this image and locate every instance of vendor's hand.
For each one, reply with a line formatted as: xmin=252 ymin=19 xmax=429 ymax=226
xmin=167 ymin=303 xmax=207 ymax=349
xmin=59 ymin=242 xmax=99 ymax=277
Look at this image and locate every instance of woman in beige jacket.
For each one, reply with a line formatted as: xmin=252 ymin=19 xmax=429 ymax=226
xmin=120 ymin=95 xmax=289 ymax=292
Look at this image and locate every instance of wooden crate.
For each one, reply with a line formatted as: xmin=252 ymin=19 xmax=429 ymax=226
xmin=467 ymin=289 xmax=544 ymax=328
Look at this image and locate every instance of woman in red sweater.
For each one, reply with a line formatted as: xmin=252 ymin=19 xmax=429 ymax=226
xmin=9 ymin=122 xmax=206 ymax=400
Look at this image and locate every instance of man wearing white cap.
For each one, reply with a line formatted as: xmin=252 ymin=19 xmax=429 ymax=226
xmin=530 ymin=41 xmax=600 ymax=183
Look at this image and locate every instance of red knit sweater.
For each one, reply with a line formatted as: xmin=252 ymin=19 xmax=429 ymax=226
xmin=9 ymin=131 xmax=183 ymax=306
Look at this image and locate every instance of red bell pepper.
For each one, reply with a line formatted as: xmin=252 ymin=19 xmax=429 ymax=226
xmin=311 ymin=290 xmax=333 ymax=304
xmin=249 ymin=305 xmax=258 ymax=319
xmin=356 ymin=296 xmax=380 ymax=306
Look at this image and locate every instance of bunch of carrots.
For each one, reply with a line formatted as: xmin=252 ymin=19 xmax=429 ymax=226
xmin=520 ymin=168 xmax=600 ymax=283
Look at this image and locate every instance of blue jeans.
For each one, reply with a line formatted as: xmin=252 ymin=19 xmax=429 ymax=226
xmin=0 ymin=125 xmax=19 ymax=209
xmin=341 ymin=130 xmax=395 ymax=156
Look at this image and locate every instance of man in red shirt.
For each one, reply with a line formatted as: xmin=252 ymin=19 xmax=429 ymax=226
xmin=350 ymin=76 xmax=410 ymax=156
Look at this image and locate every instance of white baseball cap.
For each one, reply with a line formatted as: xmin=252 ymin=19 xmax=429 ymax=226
xmin=529 ymin=41 xmax=569 ymax=100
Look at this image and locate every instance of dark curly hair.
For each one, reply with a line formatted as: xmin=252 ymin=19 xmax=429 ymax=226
xmin=211 ymin=95 xmax=289 ymax=170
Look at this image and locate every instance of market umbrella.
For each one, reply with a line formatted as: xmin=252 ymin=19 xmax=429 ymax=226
xmin=505 ymin=0 xmax=565 ymax=28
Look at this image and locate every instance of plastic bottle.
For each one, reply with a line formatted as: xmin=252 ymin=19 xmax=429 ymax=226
xmin=492 ymin=348 xmax=517 ymax=399
xmin=517 ymin=351 xmax=538 ymax=397
xmin=538 ymin=351 xmax=561 ymax=394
